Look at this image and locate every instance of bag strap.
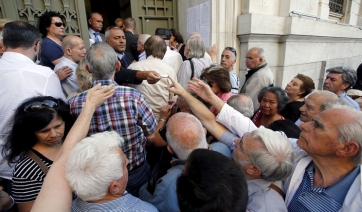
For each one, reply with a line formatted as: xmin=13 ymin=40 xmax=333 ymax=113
xmin=269 ymin=183 xmax=285 ymax=200
xmin=26 ymin=150 xmax=49 ymax=175
xmin=188 ymin=58 xmax=195 ymax=80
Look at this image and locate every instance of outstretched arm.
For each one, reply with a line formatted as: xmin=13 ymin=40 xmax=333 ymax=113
xmin=31 ymin=83 xmax=116 ymax=212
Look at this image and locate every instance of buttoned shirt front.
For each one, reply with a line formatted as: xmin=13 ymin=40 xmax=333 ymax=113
xmin=54 ymin=57 xmax=79 ymax=97
xmin=69 ymin=79 xmax=157 ymax=170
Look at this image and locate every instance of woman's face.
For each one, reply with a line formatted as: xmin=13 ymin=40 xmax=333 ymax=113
xmin=34 ymin=116 xmax=65 ymax=147
xmin=285 ymin=78 xmax=304 ymax=98
xmin=207 ymin=79 xmax=221 ymax=95
xmin=260 ymin=92 xmax=278 ymax=116
xmin=46 ymin=16 xmax=64 ymax=38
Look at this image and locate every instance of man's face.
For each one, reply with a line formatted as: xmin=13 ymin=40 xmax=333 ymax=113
xmin=69 ymin=38 xmax=86 ymax=64
xmin=220 ymin=49 xmax=236 ymax=71
xmin=297 ymin=110 xmax=342 ymax=157
xmin=88 ymin=13 xmax=103 ymax=32
xmin=245 ymin=49 xmax=263 ymax=69
xmin=299 ymin=93 xmax=323 ymax=122
xmin=106 ymin=28 xmax=126 ymax=53
xmin=323 ymin=72 xmax=348 ymax=95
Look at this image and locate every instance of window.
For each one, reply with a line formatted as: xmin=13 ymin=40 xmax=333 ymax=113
xmin=329 ymin=0 xmax=344 ymax=14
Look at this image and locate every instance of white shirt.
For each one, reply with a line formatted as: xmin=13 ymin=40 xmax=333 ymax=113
xmin=54 ymin=57 xmax=79 ymax=98
xmin=88 ymin=28 xmax=102 ymax=42
xmin=0 ymin=52 xmax=65 ymax=179
xmin=162 ymin=46 xmax=183 ymax=74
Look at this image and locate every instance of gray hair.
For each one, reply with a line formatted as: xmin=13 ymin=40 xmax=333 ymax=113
xmin=227 ymin=94 xmax=254 ymax=118
xmin=186 ymin=36 xmax=205 ymax=58
xmin=85 ymin=42 xmax=118 ymax=80
xmin=124 ymin=17 xmax=136 ymax=29
xmin=249 ymin=47 xmax=265 ymax=61
xmin=257 ymin=86 xmax=289 ymax=112
xmin=248 ymin=128 xmax=294 ymax=181
xmin=308 ymin=90 xmax=339 ymax=111
xmin=327 ymin=66 xmax=357 ymax=90
xmin=66 ymin=131 xmax=124 ymax=201
xmin=138 ymin=34 xmax=151 ymax=46
xmin=166 ymin=113 xmax=208 ymax=160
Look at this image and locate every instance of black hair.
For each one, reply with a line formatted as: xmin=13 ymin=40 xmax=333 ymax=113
xmin=169 ymin=28 xmax=184 ymax=44
xmin=38 ymin=11 xmax=64 ymax=37
xmin=2 ymin=21 xmax=41 ymax=49
xmin=257 ymin=86 xmax=289 ymax=112
xmin=2 ymin=96 xmax=75 ymax=164
xmin=177 ymin=149 xmax=248 ymax=212
xmin=268 ymin=119 xmax=302 ymax=139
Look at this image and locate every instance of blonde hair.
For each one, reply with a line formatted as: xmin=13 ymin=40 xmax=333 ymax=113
xmin=76 ymin=59 xmax=92 ymax=93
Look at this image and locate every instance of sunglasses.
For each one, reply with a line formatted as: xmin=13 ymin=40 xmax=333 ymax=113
xmin=24 ymin=100 xmax=58 ymax=113
xmin=224 ymin=47 xmax=237 ymax=57
xmin=52 ymin=22 xmax=65 ymax=27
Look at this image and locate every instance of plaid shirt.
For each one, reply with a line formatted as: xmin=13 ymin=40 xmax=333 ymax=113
xmin=69 ymin=79 xmax=157 ymax=170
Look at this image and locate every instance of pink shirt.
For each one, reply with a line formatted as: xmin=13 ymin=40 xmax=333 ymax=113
xmin=210 ymin=92 xmax=232 ymax=115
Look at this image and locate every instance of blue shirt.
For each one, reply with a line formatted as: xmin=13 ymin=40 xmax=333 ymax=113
xmin=339 ymin=92 xmax=360 ymax=110
xmin=40 ymin=37 xmax=63 ymax=70
xmin=288 ymin=162 xmax=360 ymax=212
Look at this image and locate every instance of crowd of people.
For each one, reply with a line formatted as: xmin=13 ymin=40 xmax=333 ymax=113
xmin=0 ymin=11 xmax=362 ymax=212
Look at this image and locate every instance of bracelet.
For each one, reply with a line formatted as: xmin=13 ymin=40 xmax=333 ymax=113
xmin=159 ymin=118 xmax=166 ymax=122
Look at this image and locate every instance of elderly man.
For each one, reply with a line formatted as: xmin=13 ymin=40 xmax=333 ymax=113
xmin=124 ymin=17 xmax=139 ymax=61
xmin=165 ymin=77 xmax=296 ymax=211
xmin=127 ymin=35 xmax=177 ymax=120
xmin=323 ymin=66 xmax=360 ymax=109
xmin=240 ymin=47 xmax=273 ymax=111
xmin=69 ymin=42 xmax=157 ymax=197
xmin=227 ymin=94 xmax=254 ymax=118
xmin=285 ymin=105 xmax=362 ymax=211
xmin=66 ymin=131 xmax=158 ymax=212
xmin=54 ymin=35 xmax=86 ymax=97
xmin=139 ymin=112 xmax=231 ymax=212
xmin=296 ymin=90 xmax=340 ymax=126
xmin=105 ymin=26 xmax=161 ymax=86
xmin=177 ymin=36 xmax=211 ymax=89
xmin=88 ymin=12 xmax=104 ymax=43
xmin=137 ymin=34 xmax=151 ymax=61
xmin=0 ymin=21 xmax=65 ymax=188
xmin=154 ymin=28 xmax=183 ymax=73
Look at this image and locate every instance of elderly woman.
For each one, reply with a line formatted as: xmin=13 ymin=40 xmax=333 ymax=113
xmin=177 ymin=36 xmax=211 ymax=89
xmin=2 ymin=96 xmax=74 ymax=212
xmin=38 ymin=11 xmax=65 ymax=70
xmin=169 ymin=28 xmax=184 ymax=52
xmin=280 ymin=74 xmax=315 ymax=122
xmin=201 ymin=64 xmax=232 ymax=115
xmin=252 ymin=86 xmax=289 ymax=127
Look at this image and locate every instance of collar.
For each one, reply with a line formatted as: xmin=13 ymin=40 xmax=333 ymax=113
xmin=92 ymin=79 xmax=118 ymax=87
xmin=62 ymin=57 xmax=77 ymax=66
xmin=146 ymin=55 xmax=161 ymax=60
xmin=117 ymin=52 xmax=125 ymax=60
xmin=125 ymin=30 xmax=134 ymax=34
xmin=88 ymin=28 xmax=97 ymax=34
xmin=338 ymin=92 xmax=347 ymax=98
xmin=139 ymin=51 xmax=146 ymax=58
xmin=247 ymin=179 xmax=273 ymax=195
xmin=1 ymin=52 xmax=35 ymax=63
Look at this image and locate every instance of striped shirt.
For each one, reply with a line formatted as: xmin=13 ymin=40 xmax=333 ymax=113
xmin=12 ymin=149 xmax=52 ymax=203
xmin=229 ymin=70 xmax=240 ymax=95
xmin=69 ymin=79 xmax=157 ymax=171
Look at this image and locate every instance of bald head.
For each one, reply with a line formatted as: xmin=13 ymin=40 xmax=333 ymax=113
xmin=227 ymin=94 xmax=254 ymax=118
xmin=62 ymin=35 xmax=86 ymax=63
xmin=144 ymin=35 xmax=166 ymax=59
xmin=188 ymin=32 xmax=201 ymax=39
xmin=166 ymin=113 xmax=208 ymax=160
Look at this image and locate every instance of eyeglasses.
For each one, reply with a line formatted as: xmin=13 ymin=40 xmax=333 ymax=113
xmin=245 ymin=57 xmax=258 ymax=61
xmin=235 ymin=132 xmax=249 ymax=154
xmin=24 ymin=100 xmax=58 ymax=112
xmin=52 ymin=22 xmax=65 ymax=27
xmin=224 ymin=47 xmax=237 ymax=57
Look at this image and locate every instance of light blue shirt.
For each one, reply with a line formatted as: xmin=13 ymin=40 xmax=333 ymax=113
xmin=139 ymin=51 xmax=146 ymax=61
xmin=338 ymin=92 xmax=360 ymax=110
xmin=54 ymin=57 xmax=79 ymax=97
xmin=229 ymin=69 xmax=240 ymax=95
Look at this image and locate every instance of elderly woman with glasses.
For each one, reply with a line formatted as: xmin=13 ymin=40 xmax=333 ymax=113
xmin=252 ymin=86 xmax=289 ymax=127
xmin=201 ymin=64 xmax=232 ymax=115
xmin=2 ymin=96 xmax=74 ymax=212
xmin=38 ymin=11 xmax=66 ymax=70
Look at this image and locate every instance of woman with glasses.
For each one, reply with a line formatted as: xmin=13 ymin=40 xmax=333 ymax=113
xmin=38 ymin=11 xmax=65 ymax=70
xmin=200 ymin=65 xmax=232 ymax=115
xmin=280 ymin=74 xmax=315 ymax=122
xmin=252 ymin=86 xmax=288 ymax=127
xmin=2 ymin=96 xmax=74 ymax=212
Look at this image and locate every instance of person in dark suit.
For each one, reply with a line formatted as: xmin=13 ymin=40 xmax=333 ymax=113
xmin=124 ymin=18 xmax=139 ymax=61
xmin=105 ymin=26 xmax=161 ymax=86
xmin=88 ymin=12 xmax=105 ymax=43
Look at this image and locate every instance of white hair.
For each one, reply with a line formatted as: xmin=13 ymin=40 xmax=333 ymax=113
xmin=227 ymin=94 xmax=254 ymax=118
xmin=166 ymin=113 xmax=208 ymax=160
xmin=139 ymin=34 xmax=151 ymax=46
xmin=248 ymin=128 xmax=294 ymax=181
xmin=65 ymin=131 xmax=125 ymax=202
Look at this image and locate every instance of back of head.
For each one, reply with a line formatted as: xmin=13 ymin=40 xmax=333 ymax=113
xmin=227 ymin=94 xmax=254 ymax=118
xmin=268 ymin=119 xmax=301 ymax=139
xmin=200 ymin=64 xmax=231 ymax=93
xmin=177 ymin=149 xmax=248 ymax=212
xmin=144 ymin=35 xmax=167 ymax=59
xmin=166 ymin=113 xmax=208 ymax=160
xmin=138 ymin=34 xmax=151 ymax=46
xmin=155 ymin=28 xmax=171 ymax=40
xmin=326 ymin=66 xmax=357 ymax=90
xmin=248 ymin=128 xmax=294 ymax=181
xmin=124 ymin=17 xmax=136 ymax=30
xmin=61 ymin=35 xmax=81 ymax=52
xmin=85 ymin=42 xmax=118 ymax=80
xmin=66 ymin=131 xmax=124 ymax=202
xmin=186 ymin=36 xmax=205 ymax=58
xmin=2 ymin=21 xmax=41 ymax=49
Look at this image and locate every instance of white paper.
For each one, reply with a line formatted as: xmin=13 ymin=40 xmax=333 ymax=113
xmin=186 ymin=1 xmax=211 ymax=48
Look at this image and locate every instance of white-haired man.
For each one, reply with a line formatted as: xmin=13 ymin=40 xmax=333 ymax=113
xmin=240 ymin=47 xmax=273 ymax=112
xmin=66 ymin=131 xmax=158 ymax=212
xmin=139 ymin=112 xmax=231 ymax=212
xmin=227 ymin=93 xmax=254 ymax=118
xmin=166 ymin=76 xmax=295 ymax=211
